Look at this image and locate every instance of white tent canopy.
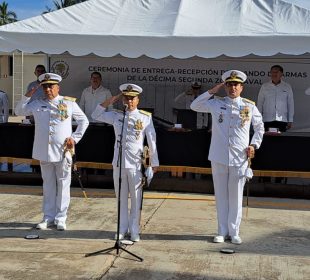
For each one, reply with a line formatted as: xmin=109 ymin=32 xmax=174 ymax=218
xmin=0 ymin=0 xmax=310 ymax=58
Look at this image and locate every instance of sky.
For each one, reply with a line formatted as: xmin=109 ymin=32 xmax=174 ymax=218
xmin=3 ymin=0 xmax=310 ymax=21
xmin=4 ymin=0 xmax=54 ymax=20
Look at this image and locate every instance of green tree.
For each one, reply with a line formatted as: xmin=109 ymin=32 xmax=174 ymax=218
xmin=0 ymin=1 xmax=17 ymax=26
xmin=44 ymin=0 xmax=87 ymax=13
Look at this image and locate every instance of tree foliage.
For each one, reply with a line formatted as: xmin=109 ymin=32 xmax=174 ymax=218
xmin=0 ymin=1 xmax=17 ymax=26
xmin=44 ymin=0 xmax=88 ymax=13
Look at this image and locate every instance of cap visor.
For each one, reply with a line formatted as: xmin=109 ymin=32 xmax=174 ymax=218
xmin=225 ymin=78 xmax=244 ymax=83
xmin=123 ymin=92 xmax=139 ymax=97
xmin=40 ymin=81 xmax=59 ymax=85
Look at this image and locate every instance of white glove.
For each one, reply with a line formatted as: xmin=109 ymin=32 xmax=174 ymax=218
xmin=63 ymin=150 xmax=72 ymax=170
xmin=145 ymin=167 xmax=154 ymax=186
xmin=245 ymin=167 xmax=253 ymax=181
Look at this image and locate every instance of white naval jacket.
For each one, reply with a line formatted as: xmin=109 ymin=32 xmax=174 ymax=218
xmin=15 ymin=95 xmax=89 ymax=162
xmin=91 ymin=105 xmax=159 ymax=169
xmin=190 ymin=91 xmax=264 ymax=167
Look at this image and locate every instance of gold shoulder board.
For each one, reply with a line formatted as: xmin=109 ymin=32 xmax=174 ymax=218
xmin=63 ymin=96 xmax=77 ymax=102
xmin=139 ymin=110 xmax=152 ymax=116
xmin=242 ymin=98 xmax=255 ymax=105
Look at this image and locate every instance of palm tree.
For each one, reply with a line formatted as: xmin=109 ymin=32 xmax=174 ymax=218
xmin=44 ymin=0 xmax=88 ymax=13
xmin=0 ymin=1 xmax=17 ymax=26
xmin=53 ymin=0 xmax=79 ymax=9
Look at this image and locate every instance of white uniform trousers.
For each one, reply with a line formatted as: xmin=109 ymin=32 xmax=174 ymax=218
xmin=211 ymin=162 xmax=246 ymax=237
xmin=113 ymin=167 xmax=142 ymax=236
xmin=40 ymin=160 xmax=72 ymax=223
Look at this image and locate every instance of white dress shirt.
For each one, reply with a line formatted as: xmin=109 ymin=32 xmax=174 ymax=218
xmin=190 ymin=91 xmax=264 ymax=166
xmin=257 ymin=80 xmax=294 ymax=123
xmin=91 ymin=105 xmax=159 ymax=168
xmin=15 ymin=95 xmax=89 ymax=162
xmin=79 ymin=85 xmax=112 ymax=122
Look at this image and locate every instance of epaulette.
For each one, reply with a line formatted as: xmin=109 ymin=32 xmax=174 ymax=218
xmin=114 ymin=109 xmax=123 ymax=113
xmin=63 ymin=96 xmax=76 ymax=102
xmin=214 ymin=96 xmax=224 ymax=100
xmin=139 ymin=110 xmax=152 ymax=116
xmin=242 ymin=98 xmax=255 ymax=105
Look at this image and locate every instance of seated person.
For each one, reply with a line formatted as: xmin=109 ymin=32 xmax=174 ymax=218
xmin=173 ymin=82 xmax=210 ymax=129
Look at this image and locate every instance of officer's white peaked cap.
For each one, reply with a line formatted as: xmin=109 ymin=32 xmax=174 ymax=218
xmin=39 ymin=73 xmax=62 ymax=85
xmin=120 ymin=83 xmax=143 ymax=97
xmin=222 ymin=70 xmax=247 ymax=84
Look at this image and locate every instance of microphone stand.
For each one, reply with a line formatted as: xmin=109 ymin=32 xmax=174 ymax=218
xmin=85 ymin=105 xmax=143 ymax=262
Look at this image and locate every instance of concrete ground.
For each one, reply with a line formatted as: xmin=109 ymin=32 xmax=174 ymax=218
xmin=0 ymin=185 xmax=309 ymax=280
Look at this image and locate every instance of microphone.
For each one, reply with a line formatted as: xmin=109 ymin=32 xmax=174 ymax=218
xmin=123 ymin=104 xmax=128 ymax=112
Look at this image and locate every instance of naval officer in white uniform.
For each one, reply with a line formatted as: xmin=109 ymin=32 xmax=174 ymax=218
xmin=91 ymin=83 xmax=159 ymax=242
xmin=190 ymin=70 xmax=264 ymax=244
xmin=15 ymin=73 xmax=89 ymax=231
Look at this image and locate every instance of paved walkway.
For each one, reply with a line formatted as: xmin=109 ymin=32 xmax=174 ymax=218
xmin=0 ymin=185 xmax=309 ymax=280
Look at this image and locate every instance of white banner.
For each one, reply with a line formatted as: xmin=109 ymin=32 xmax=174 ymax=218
xmin=50 ymin=54 xmax=310 ymax=131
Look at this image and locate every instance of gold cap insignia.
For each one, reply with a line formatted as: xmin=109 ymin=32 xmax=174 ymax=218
xmin=230 ymin=71 xmax=238 ymax=79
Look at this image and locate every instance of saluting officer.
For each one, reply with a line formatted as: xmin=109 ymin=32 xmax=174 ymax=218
xmin=15 ymin=73 xmax=89 ymax=231
xmin=190 ymin=70 xmax=264 ymax=244
xmin=91 ymin=83 xmax=159 ymax=242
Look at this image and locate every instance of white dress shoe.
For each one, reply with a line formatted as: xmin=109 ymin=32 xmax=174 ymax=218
xmin=56 ymin=221 xmax=67 ymax=231
xmin=213 ymin=235 xmax=225 ymax=243
xmin=231 ymin=236 xmax=242 ymax=244
xmin=114 ymin=233 xmax=125 ymax=240
xmin=36 ymin=220 xmax=54 ymax=230
xmin=130 ymin=234 xmax=140 ymax=242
